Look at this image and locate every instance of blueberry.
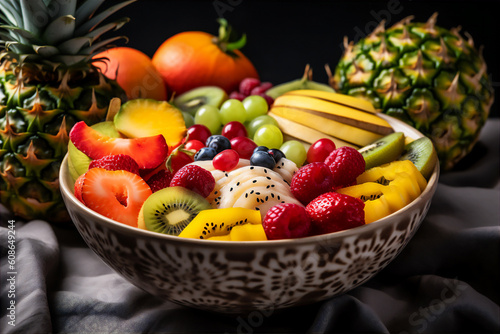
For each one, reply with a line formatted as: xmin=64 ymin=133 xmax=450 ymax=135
xmin=253 ymin=146 xmax=269 ymax=153
xmin=194 ymin=147 xmax=217 ymax=161
xmin=268 ymin=149 xmax=285 ymax=163
xmin=205 ymin=135 xmax=231 ymax=153
xmin=250 ymin=151 xmax=276 ymax=169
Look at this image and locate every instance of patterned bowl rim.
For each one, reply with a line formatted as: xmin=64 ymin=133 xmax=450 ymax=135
xmin=60 ymin=114 xmax=440 ymax=249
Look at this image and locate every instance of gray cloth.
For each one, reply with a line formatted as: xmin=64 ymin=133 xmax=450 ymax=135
xmin=1 ymin=120 xmax=499 ymax=333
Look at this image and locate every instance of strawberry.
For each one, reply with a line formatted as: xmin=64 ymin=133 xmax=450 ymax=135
xmin=69 ymin=121 xmax=168 ymax=170
xmin=169 ymin=150 xmax=194 ymax=173
xmin=81 ymin=168 xmax=152 ymax=227
xmin=170 ymin=164 xmax=215 ymax=198
xmin=166 ymin=139 xmax=195 ymax=173
xmin=74 ymin=173 xmax=86 ymax=203
xmin=88 ymin=154 xmax=140 ymax=175
xmin=324 ymin=146 xmax=365 ymax=189
xmin=306 ymin=192 xmax=365 ymax=235
xmin=146 ymin=169 xmax=173 ymax=193
xmin=263 ymin=203 xmax=311 ymax=240
xmin=290 ymin=162 xmax=335 ymax=205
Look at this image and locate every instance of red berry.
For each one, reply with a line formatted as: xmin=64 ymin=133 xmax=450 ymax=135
xmin=221 ymin=121 xmax=248 ymax=140
xmin=170 ymin=164 xmax=215 ymax=198
xmin=306 ymin=192 xmax=365 ymax=235
xmin=290 ymin=162 xmax=335 ymax=205
xmin=88 ymin=154 xmax=140 ymax=175
xmin=229 ymin=91 xmax=247 ymax=101
xmin=169 ymin=150 xmax=194 ymax=173
xmin=239 ymin=77 xmax=261 ymax=96
xmin=324 ymin=146 xmax=365 ymax=189
xmin=307 ymin=138 xmax=336 ymax=163
xmin=259 ymin=93 xmax=274 ymax=107
xmin=146 ymin=169 xmax=173 ymax=193
xmin=212 ymin=149 xmax=240 ymax=171
xmin=184 ymin=139 xmax=205 ymax=152
xmin=187 ymin=124 xmax=212 ymax=144
xmin=74 ymin=173 xmax=86 ymax=203
xmin=230 ymin=136 xmax=257 ymax=159
xmin=263 ymin=203 xmax=311 ymax=240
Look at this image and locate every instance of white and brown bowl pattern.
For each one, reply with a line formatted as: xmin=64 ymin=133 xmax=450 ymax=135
xmin=60 ymin=114 xmax=439 ymax=314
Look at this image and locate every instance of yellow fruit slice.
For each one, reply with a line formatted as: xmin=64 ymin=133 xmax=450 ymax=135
xmin=207 ymin=223 xmax=267 ymax=241
xmin=273 ymin=94 xmax=393 ymax=135
xmin=337 ymin=160 xmax=427 ymax=224
xmin=336 ymin=182 xmax=392 ymax=223
xmin=283 ymin=89 xmax=378 ymax=114
xmin=114 ymin=99 xmax=186 ymax=146
xmin=268 ymin=112 xmax=358 ymax=148
xmin=178 ymin=208 xmax=264 ymax=240
xmin=270 ymin=106 xmax=383 ymax=147
xmin=357 ymin=160 xmax=427 ymax=192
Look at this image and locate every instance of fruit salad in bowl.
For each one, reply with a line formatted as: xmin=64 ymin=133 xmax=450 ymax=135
xmin=60 ymin=88 xmax=439 ymax=313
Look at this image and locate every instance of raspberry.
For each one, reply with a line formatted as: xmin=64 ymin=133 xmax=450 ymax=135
xmin=263 ymin=203 xmax=311 ymax=240
xmin=290 ymin=162 xmax=335 ymax=205
xmin=324 ymin=146 xmax=365 ymax=189
xmin=306 ymin=192 xmax=365 ymax=235
xmin=170 ymin=164 xmax=215 ymax=198
xmin=146 ymin=169 xmax=173 ymax=193
xmin=89 ymin=154 xmax=140 ymax=175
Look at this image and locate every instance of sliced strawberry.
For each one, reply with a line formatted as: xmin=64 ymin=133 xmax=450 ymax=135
xmin=81 ymin=168 xmax=152 ymax=227
xmin=69 ymin=121 xmax=168 ymax=170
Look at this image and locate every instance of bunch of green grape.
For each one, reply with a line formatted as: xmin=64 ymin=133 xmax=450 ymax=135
xmin=193 ymin=95 xmax=307 ymax=166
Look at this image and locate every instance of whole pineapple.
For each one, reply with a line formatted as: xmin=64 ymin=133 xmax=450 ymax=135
xmin=0 ymin=0 xmax=133 ymax=222
xmin=332 ymin=13 xmax=495 ymax=171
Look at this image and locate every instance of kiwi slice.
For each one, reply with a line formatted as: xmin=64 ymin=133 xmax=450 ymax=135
xmin=173 ymin=86 xmax=228 ymax=115
xmin=398 ymin=137 xmax=438 ymax=180
xmin=358 ymin=132 xmax=405 ymax=170
xmin=139 ymin=187 xmax=212 ymax=235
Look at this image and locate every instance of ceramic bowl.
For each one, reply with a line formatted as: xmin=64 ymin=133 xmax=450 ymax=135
xmin=60 ymin=114 xmax=439 ymax=314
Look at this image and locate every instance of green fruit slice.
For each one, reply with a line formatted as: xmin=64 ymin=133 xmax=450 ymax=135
xmin=139 ymin=187 xmax=212 ymax=235
xmin=398 ymin=136 xmax=438 ymax=180
xmin=173 ymin=86 xmax=228 ymax=115
xmin=358 ymin=132 xmax=405 ymax=170
xmin=265 ymin=64 xmax=334 ymax=99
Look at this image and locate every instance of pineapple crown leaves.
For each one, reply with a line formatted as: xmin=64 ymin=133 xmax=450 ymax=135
xmin=0 ymin=0 xmax=135 ymax=68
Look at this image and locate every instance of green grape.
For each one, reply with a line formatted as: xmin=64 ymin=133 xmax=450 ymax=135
xmin=195 ymin=105 xmax=222 ymax=134
xmin=182 ymin=111 xmax=194 ymax=128
xmin=219 ymin=99 xmax=247 ymax=125
xmin=243 ymin=95 xmax=268 ymax=120
xmin=246 ymin=115 xmax=279 ymax=139
xmin=253 ymin=124 xmax=283 ymax=149
xmin=280 ymin=140 xmax=307 ymax=167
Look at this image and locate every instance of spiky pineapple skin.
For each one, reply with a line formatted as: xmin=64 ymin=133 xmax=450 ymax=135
xmin=332 ymin=16 xmax=495 ymax=171
xmin=0 ymin=65 xmax=125 ymax=222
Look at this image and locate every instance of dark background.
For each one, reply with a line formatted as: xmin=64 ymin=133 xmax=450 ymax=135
xmin=111 ymin=0 xmax=499 ymax=117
